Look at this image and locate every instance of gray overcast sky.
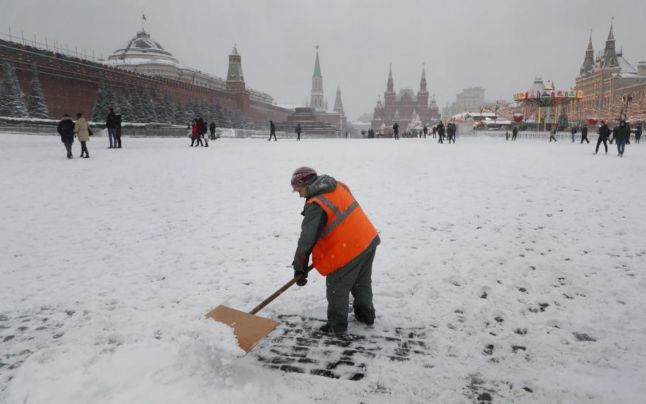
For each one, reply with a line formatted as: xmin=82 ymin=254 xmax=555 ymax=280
xmin=1 ymin=0 xmax=645 ymax=120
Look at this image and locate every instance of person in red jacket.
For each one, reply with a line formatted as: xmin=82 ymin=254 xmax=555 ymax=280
xmin=291 ymin=167 xmax=380 ymax=335
xmin=190 ymin=119 xmax=199 ymax=147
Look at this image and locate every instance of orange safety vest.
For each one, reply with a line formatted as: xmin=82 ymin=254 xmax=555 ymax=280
xmin=307 ymin=182 xmax=378 ymax=276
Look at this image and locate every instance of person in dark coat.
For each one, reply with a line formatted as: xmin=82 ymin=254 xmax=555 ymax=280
xmin=195 ymin=116 xmax=205 ymax=146
xmin=268 ymin=120 xmax=277 ymax=141
xmin=392 ymin=122 xmax=399 ymax=140
xmin=295 ymin=123 xmax=302 ymax=141
xmin=614 ymin=120 xmax=629 ymax=157
xmin=436 ymin=121 xmax=445 ymax=143
xmin=512 ymin=126 xmax=518 ymax=141
xmin=570 ymin=126 xmax=577 ymax=143
xmin=595 ymin=120 xmax=610 ymax=154
xmin=114 ymin=113 xmax=122 ymax=148
xmin=447 ymin=122 xmax=456 ymax=143
xmin=105 ymin=107 xmax=117 ymax=148
xmin=580 ymin=125 xmax=589 ymax=144
xmin=57 ymin=113 xmax=75 ymax=159
xmin=422 ymin=125 xmax=428 ymax=138
xmin=209 ymin=121 xmax=216 ymax=140
xmin=290 ymin=167 xmax=380 ymax=334
xmin=635 ymin=124 xmax=642 ymax=144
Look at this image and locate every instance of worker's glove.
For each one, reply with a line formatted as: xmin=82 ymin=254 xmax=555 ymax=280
xmin=292 ymin=260 xmax=308 ymax=287
xmin=295 ymin=269 xmax=308 ymax=287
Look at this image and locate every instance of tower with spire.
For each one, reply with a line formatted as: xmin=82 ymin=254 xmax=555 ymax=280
xmin=417 ymin=64 xmax=430 ymax=123
xmin=310 ymin=46 xmax=326 ymax=111
xmin=225 ymin=44 xmax=250 ymax=113
xmin=333 ymin=85 xmax=344 ymax=115
xmin=601 ymin=21 xmax=619 ymax=69
xmin=226 ymin=44 xmax=246 ymax=92
xmin=580 ymin=34 xmax=595 ymax=76
xmin=383 ymin=64 xmax=397 ymax=120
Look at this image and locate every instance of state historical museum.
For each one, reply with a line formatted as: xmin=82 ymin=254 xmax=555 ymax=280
xmin=371 ymin=65 xmax=440 ymax=132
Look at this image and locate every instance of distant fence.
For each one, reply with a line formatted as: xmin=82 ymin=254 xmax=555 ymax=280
xmin=0 ymin=119 xmax=298 ymax=139
xmin=460 ymin=130 xmax=637 ymax=142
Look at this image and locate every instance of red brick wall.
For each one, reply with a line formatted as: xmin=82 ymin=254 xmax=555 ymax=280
xmin=1 ymin=40 xmax=290 ymax=122
xmin=249 ymin=101 xmax=290 ymax=123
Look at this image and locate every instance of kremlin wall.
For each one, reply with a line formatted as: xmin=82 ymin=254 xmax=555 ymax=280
xmin=0 ymin=30 xmax=290 ymax=125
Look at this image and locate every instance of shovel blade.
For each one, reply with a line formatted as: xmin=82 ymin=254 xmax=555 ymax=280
xmin=206 ymin=305 xmax=279 ymax=353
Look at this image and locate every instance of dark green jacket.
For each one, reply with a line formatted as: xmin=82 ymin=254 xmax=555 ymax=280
xmin=293 ymin=175 xmax=380 ymax=272
xmin=613 ymin=124 xmax=629 ymax=142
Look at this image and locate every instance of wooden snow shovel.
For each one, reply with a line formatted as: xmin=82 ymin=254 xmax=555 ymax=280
xmin=206 ymin=265 xmax=314 ymax=353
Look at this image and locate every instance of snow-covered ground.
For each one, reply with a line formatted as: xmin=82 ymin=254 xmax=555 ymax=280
xmin=1 ymin=133 xmax=645 ymax=404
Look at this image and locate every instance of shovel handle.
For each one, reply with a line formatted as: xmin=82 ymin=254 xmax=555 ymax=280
xmin=249 ymin=264 xmax=314 ymax=315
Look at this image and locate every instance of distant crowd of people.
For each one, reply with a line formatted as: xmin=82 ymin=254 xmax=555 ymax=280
xmin=541 ymin=119 xmax=639 ymax=157
xmin=189 ymin=115 xmax=218 ymax=147
xmin=361 ymin=121 xmax=458 ymax=143
xmin=57 ymin=107 xmax=124 ymax=159
xmin=56 ymin=109 xmax=642 ymax=160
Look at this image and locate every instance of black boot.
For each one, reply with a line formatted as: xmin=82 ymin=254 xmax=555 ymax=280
xmin=355 ymin=314 xmax=374 ymax=326
xmin=319 ymin=323 xmax=347 ymax=335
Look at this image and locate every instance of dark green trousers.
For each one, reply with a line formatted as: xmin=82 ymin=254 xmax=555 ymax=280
xmin=325 ymin=247 xmax=376 ymax=331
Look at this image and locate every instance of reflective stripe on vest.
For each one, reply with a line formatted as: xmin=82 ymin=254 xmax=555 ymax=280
xmin=318 ymin=197 xmax=358 ymax=238
xmin=307 ymin=183 xmax=378 ymax=276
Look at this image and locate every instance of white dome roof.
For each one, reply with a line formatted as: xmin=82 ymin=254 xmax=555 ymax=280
xmin=107 ymin=30 xmax=179 ymax=66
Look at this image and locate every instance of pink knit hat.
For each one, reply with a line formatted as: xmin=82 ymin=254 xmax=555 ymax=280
xmin=291 ymin=166 xmax=317 ymax=188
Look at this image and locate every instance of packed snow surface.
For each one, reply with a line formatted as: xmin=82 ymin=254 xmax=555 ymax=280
xmin=1 ymin=133 xmax=645 ymax=403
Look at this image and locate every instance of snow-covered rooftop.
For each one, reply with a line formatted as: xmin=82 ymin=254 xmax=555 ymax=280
xmin=107 ymin=30 xmax=179 ymax=66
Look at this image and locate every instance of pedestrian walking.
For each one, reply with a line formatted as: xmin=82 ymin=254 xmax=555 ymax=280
xmin=209 ymin=121 xmax=216 ymax=140
xmin=549 ymin=126 xmax=558 ymax=142
xmin=190 ymin=119 xmax=199 ymax=147
xmin=57 ymin=113 xmax=75 ymax=159
xmin=422 ymin=125 xmax=428 ymax=138
xmin=635 ymin=124 xmax=642 ymax=144
xmin=437 ymin=121 xmax=445 ymax=143
xmin=295 ymin=123 xmax=302 ymax=141
xmin=268 ymin=120 xmax=277 ymax=141
xmin=447 ymin=122 xmax=456 ymax=144
xmin=580 ymin=125 xmax=589 ymax=144
xmin=393 ymin=122 xmax=399 ymax=140
xmin=290 ymin=167 xmax=380 ymax=334
xmin=570 ymin=126 xmax=577 ymax=143
xmin=595 ymin=120 xmax=610 ymax=154
xmin=114 ymin=113 xmax=122 ymax=148
xmin=614 ymin=120 xmax=629 ymax=157
xmin=196 ymin=115 xmax=206 ymax=146
xmin=74 ymin=112 xmax=90 ymax=158
xmin=512 ymin=126 xmax=518 ymax=141
xmin=105 ymin=107 xmax=117 ymax=148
